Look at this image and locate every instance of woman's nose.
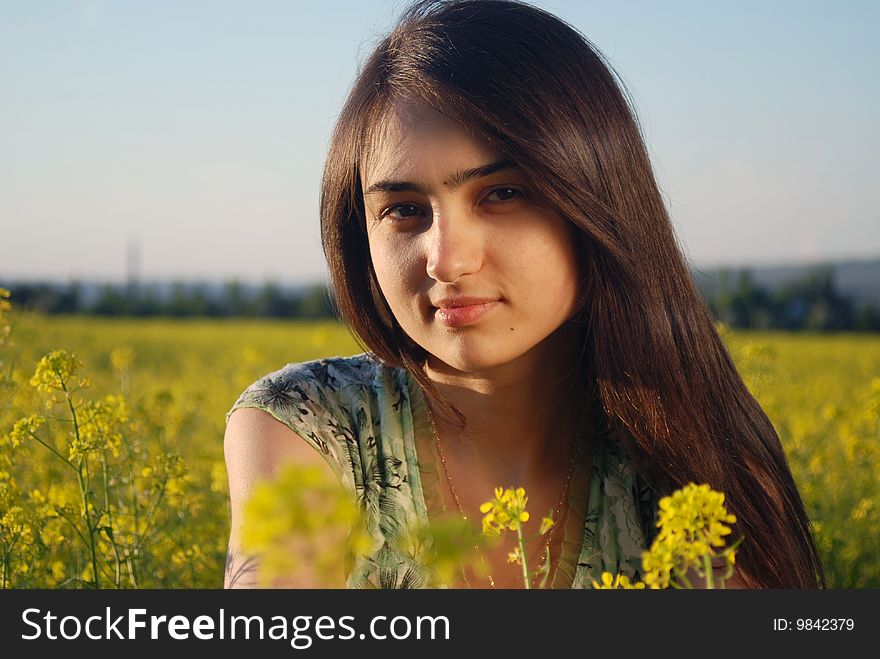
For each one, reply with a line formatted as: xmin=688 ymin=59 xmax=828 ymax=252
xmin=424 ymin=209 xmax=484 ymax=284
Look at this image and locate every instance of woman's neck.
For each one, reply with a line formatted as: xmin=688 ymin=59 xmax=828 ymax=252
xmin=422 ymin=322 xmax=588 ymax=485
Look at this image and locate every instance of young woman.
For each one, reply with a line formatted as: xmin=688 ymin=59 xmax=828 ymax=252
xmin=224 ymin=0 xmax=825 ymax=589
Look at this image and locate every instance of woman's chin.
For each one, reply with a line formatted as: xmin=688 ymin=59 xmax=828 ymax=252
xmin=424 ymin=343 xmax=514 ymax=376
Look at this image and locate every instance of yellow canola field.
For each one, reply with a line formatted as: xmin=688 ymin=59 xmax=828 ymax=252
xmin=1 ymin=312 xmax=877 ymax=588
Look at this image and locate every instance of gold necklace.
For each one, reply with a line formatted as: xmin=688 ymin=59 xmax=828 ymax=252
xmin=425 ymin=403 xmax=583 ymax=589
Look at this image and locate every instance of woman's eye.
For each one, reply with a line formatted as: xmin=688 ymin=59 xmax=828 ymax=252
xmin=485 ymin=187 xmax=523 ymax=203
xmin=381 ymin=204 xmax=423 ymax=222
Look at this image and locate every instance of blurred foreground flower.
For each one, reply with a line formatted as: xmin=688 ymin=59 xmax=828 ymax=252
xmin=238 ymin=476 xmax=740 ymax=590
xmin=239 ymin=463 xmax=371 ymax=587
xmin=592 ymin=572 xmax=646 ymax=589
xmin=405 ymin=515 xmax=490 ymax=588
xmin=593 ymin=482 xmax=743 ymax=589
xmin=240 ymin=463 xmax=492 ymax=589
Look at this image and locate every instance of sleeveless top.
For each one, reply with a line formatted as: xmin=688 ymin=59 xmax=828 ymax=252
xmin=225 ymin=353 xmax=661 ymax=589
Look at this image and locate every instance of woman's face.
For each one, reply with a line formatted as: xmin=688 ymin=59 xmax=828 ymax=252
xmin=361 ymin=99 xmax=582 ymax=374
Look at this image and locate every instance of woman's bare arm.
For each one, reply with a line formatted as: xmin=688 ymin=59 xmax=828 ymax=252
xmin=223 ymin=407 xmax=347 ymax=588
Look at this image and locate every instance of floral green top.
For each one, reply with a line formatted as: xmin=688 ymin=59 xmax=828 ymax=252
xmin=226 ymin=353 xmax=661 ymax=589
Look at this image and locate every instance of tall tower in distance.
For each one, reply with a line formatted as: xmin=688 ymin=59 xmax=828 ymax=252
xmin=126 ymin=237 xmax=141 ymax=298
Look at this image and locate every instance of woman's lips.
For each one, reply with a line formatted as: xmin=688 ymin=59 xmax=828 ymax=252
xmin=434 ymin=301 xmax=500 ymax=328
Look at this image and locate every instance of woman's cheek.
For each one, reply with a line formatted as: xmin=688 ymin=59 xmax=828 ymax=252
xmin=373 ymin=252 xmax=418 ymax=314
xmin=390 ymin=244 xmax=425 ymax=292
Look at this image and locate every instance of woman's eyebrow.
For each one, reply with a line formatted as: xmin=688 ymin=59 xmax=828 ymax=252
xmin=363 ymin=158 xmax=514 ymax=196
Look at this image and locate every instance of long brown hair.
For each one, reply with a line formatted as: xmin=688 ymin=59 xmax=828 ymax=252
xmin=319 ymin=0 xmax=825 ymax=589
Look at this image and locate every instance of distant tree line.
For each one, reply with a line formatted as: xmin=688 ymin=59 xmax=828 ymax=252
xmin=4 ymin=281 xmax=338 ymax=320
xmin=3 ymin=266 xmax=880 ymax=331
xmin=703 ymin=266 xmax=880 ymax=332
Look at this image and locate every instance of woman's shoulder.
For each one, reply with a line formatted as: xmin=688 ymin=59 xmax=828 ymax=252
xmin=226 ymin=352 xmax=383 ymax=420
xmin=246 ymin=352 xmax=380 ymax=391
xmin=225 ymin=352 xmax=394 ymax=490
xmin=224 ymin=351 xmax=413 ymax=452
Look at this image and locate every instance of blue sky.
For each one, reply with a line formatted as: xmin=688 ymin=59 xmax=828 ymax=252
xmin=1 ymin=0 xmax=877 ymax=284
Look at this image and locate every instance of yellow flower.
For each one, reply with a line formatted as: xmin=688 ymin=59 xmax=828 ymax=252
xmin=479 ymin=486 xmax=530 ymax=536
xmin=50 ymin=561 xmax=66 ymax=582
xmin=8 ymin=414 xmax=45 ymax=448
xmin=653 ymin=483 xmax=736 ymax=550
xmin=508 ymin=546 xmax=523 ymax=565
xmin=66 ymin=394 xmax=129 ymax=461
xmin=591 ymin=571 xmax=646 ymax=589
xmin=641 ymin=482 xmax=740 ymax=589
xmin=616 ymin=575 xmax=645 ymax=589
xmin=240 ymin=462 xmax=369 ymax=587
xmin=640 ymin=541 xmax=678 ymax=589
xmin=29 ymin=350 xmax=86 ymax=393
xmin=594 ymin=571 xmax=617 ymax=589
xmin=110 ymin=346 xmax=135 ymax=373
xmin=593 ymin=483 xmax=741 ymax=591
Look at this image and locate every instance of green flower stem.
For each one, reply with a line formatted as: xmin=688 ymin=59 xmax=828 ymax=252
xmin=2 ymin=533 xmax=19 ymax=589
xmin=54 ymin=507 xmax=117 ymax=587
xmin=516 ymin=524 xmax=531 ymax=589
xmin=675 ymin=571 xmax=694 ymax=589
xmin=61 ymin=373 xmax=100 ymax=589
xmin=101 ymin=450 xmax=124 ymax=588
xmin=703 ymin=553 xmax=715 ymax=589
xmin=25 ymin=430 xmax=78 ymax=473
xmin=118 ymin=432 xmax=140 ymax=588
xmin=54 ymin=506 xmax=93 ymax=551
xmin=130 ymin=477 xmax=167 ymax=562
xmin=75 ymin=459 xmax=99 ymax=588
